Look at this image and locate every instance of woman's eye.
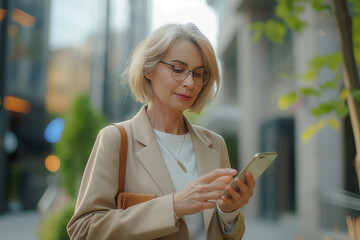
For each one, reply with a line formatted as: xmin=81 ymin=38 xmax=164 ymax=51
xmin=172 ymin=67 xmax=185 ymax=74
xmin=193 ymin=71 xmax=203 ymax=78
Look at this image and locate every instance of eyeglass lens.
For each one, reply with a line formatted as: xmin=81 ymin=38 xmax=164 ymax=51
xmin=171 ymin=63 xmax=208 ymax=86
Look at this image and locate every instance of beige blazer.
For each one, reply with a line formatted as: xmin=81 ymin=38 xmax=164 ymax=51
xmin=67 ymin=105 xmax=245 ymax=240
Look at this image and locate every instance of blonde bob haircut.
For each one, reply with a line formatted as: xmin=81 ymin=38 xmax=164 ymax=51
xmin=124 ymin=22 xmax=220 ymax=113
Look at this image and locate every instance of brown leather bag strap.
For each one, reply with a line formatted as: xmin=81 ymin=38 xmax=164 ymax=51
xmin=111 ymin=124 xmax=128 ymax=194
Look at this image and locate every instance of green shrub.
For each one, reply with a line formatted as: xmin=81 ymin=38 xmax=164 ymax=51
xmin=38 ymin=199 xmax=76 ymax=240
xmin=55 ymin=94 xmax=106 ymax=197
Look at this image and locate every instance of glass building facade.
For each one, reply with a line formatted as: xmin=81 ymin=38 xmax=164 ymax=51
xmin=0 ymin=0 xmax=152 ymax=214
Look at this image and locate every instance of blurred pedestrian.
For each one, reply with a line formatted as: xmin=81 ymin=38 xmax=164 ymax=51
xmin=67 ymin=22 xmax=255 ymax=240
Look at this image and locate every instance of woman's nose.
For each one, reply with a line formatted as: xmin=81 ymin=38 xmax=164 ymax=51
xmin=182 ymin=71 xmax=195 ymax=87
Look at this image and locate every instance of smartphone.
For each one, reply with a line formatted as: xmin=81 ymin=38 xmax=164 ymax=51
xmin=222 ymin=152 xmax=278 ymax=198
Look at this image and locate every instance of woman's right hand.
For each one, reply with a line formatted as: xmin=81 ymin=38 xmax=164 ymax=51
xmin=173 ymin=168 xmax=237 ymax=217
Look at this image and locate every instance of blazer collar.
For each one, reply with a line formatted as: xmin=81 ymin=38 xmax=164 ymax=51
xmin=132 ymin=105 xmax=212 ymax=147
xmin=132 ymin=105 xmax=157 ymax=146
xmin=131 ymin=105 xmax=220 ymax=232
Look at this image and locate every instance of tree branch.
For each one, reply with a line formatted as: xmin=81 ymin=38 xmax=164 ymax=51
xmin=332 ymin=0 xmax=360 ymax=189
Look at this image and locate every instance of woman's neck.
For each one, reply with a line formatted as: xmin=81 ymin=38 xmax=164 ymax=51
xmin=146 ymin=104 xmax=187 ymax=135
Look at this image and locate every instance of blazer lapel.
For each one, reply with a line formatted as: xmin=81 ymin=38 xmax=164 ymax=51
xmin=185 ymin=118 xmax=221 ymax=233
xmin=132 ymin=106 xmax=176 ymax=195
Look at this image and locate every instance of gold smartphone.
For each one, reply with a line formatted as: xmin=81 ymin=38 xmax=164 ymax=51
xmin=222 ymin=152 xmax=278 ymax=198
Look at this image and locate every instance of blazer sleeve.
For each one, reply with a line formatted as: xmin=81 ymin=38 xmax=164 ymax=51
xmin=218 ymin=136 xmax=246 ymax=240
xmin=67 ymin=126 xmax=179 ymax=240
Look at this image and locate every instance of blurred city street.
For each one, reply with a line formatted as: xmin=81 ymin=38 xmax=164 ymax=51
xmin=0 ymin=0 xmax=359 ymax=240
xmin=0 ymin=211 xmax=301 ymax=240
xmin=244 ymin=216 xmax=347 ymax=240
xmin=0 ymin=210 xmax=348 ymax=240
xmin=0 ymin=210 xmax=40 ymax=240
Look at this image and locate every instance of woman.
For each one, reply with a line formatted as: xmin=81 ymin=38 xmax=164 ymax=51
xmin=67 ymin=23 xmax=255 ymax=240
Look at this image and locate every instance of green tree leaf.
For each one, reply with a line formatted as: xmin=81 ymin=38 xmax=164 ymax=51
xmin=353 ymin=17 xmax=360 ymax=64
xmin=327 ymin=52 xmax=342 ymax=71
xmin=265 ymin=20 xmax=287 ymax=44
xmin=275 ymin=0 xmax=308 ymax=32
xmin=311 ymin=100 xmax=349 ymax=118
xmin=340 ymin=88 xmax=348 ymax=102
xmin=309 ymin=56 xmax=325 ymax=69
xmin=335 ymin=104 xmax=349 ymax=118
xmin=350 ymin=89 xmax=360 ymax=101
xmin=326 ymin=117 xmax=340 ymax=130
xmin=302 ymin=124 xmax=318 ymax=142
xmin=333 ymin=73 xmax=343 ymax=84
xmin=278 ymin=92 xmax=299 ymax=110
xmin=300 ymin=87 xmax=320 ymax=96
xmin=350 ymin=0 xmax=360 ymax=14
xmin=308 ymin=52 xmax=342 ymax=72
xmin=249 ymin=22 xmax=265 ymax=43
xmin=285 ymin=16 xmax=308 ymax=32
xmin=311 ymin=0 xmax=332 ymax=12
xmin=275 ymin=1 xmax=289 ymax=19
xmin=303 ymin=69 xmax=318 ymax=82
xmin=310 ymin=100 xmax=338 ymax=117
xmin=319 ymin=80 xmax=337 ymax=90
xmin=302 ymin=53 xmax=342 ymax=83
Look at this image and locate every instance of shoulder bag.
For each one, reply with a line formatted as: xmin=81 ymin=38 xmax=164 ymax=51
xmin=111 ymin=124 xmax=157 ymax=209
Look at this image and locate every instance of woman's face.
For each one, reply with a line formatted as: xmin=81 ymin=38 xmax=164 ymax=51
xmin=145 ymin=39 xmax=204 ymax=112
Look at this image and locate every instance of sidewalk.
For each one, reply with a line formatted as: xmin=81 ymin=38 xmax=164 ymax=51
xmin=244 ymin=216 xmax=301 ymax=240
xmin=244 ymin=215 xmax=348 ymax=240
xmin=0 ymin=210 xmax=40 ymax=240
xmin=0 ymin=210 xmax=348 ymax=240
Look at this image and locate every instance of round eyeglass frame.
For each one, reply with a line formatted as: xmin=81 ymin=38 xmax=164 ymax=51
xmin=159 ymin=60 xmax=208 ymax=86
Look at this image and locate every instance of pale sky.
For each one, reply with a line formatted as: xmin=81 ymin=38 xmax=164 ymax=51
xmin=49 ymin=0 xmax=218 ymax=51
xmin=151 ymin=0 xmax=218 ymax=50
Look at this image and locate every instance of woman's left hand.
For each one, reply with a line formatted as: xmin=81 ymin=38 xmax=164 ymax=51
xmin=217 ymin=171 xmax=255 ymax=213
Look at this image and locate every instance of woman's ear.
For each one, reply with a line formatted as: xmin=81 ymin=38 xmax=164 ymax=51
xmin=144 ymin=71 xmax=152 ymax=81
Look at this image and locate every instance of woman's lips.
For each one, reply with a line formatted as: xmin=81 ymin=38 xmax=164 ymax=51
xmin=175 ymin=93 xmax=192 ymax=101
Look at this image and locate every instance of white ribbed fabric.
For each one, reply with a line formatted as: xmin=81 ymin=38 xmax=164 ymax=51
xmin=154 ymin=129 xmax=206 ymax=240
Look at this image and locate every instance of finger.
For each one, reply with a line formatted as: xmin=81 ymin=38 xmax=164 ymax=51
xmin=233 ymin=178 xmax=251 ymax=204
xmin=220 ymin=195 xmax=233 ymax=205
xmin=198 ymin=168 xmax=237 ymax=183
xmin=220 ymin=193 xmax=242 ymax=211
xmin=195 ymin=191 xmax=222 ymax=202
xmin=215 ymin=175 xmax=233 ymax=184
xmin=225 ymin=182 xmax=243 ymax=202
xmin=194 ymin=181 xmax=227 ymax=196
xmin=235 ymin=177 xmax=249 ymax=196
xmin=244 ymin=171 xmax=255 ymax=196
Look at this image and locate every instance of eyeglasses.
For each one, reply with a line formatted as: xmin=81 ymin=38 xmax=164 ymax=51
xmin=159 ymin=60 xmax=208 ymax=86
